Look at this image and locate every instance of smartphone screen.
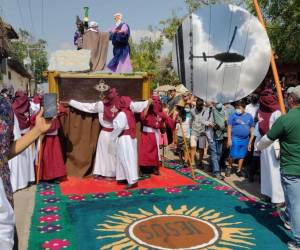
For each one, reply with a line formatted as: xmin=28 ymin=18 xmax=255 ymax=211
xmin=43 ymin=93 xmax=57 ymax=119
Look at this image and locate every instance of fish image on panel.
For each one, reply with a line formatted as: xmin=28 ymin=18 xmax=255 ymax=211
xmin=172 ymin=4 xmax=271 ymax=103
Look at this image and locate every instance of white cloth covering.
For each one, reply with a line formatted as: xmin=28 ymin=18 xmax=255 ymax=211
xmin=111 ymin=112 xmax=138 ymax=184
xmin=69 ymin=100 xmax=115 ymax=177
xmin=245 ymin=103 xmax=259 ymax=120
xmin=0 ymin=177 xmax=15 ymax=250
xmin=8 ymin=115 xmax=35 ymax=192
xmin=69 ymin=100 xmax=147 ymax=177
xmin=257 ymin=110 xmax=285 ymax=203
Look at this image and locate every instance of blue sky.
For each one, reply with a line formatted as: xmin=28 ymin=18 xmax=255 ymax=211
xmin=0 ymin=0 xmax=188 ymax=54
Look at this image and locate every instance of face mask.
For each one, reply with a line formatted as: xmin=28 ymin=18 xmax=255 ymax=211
xmin=236 ymin=109 xmax=242 ymax=115
xmin=184 ymin=108 xmax=190 ymax=113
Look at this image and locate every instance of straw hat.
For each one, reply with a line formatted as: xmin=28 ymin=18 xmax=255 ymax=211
xmin=175 ymin=84 xmax=189 ymax=94
xmin=176 ymin=99 xmax=185 ymax=108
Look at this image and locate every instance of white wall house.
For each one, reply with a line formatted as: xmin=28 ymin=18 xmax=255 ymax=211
xmin=0 ymin=58 xmax=32 ymax=94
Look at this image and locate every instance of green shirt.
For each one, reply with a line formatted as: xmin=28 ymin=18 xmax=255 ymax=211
xmin=267 ymin=107 xmax=300 ymax=176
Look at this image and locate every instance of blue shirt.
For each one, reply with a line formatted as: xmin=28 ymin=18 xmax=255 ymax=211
xmin=228 ymin=112 xmax=254 ymax=139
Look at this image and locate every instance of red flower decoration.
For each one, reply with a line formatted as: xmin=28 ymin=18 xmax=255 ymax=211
xmin=239 ymin=196 xmax=256 ymax=203
xmin=213 ymin=185 xmax=231 ymax=191
xmin=271 ymin=211 xmax=280 ymax=217
xmin=116 ymin=190 xmax=132 ymax=197
xmin=165 ymin=187 xmax=181 ymax=194
xmin=39 ymin=214 xmax=60 ymax=223
xmin=68 ymin=195 xmax=85 ymax=201
xmin=195 ymin=175 xmax=205 ymax=180
xmin=180 ymin=168 xmax=191 ymax=173
xmin=166 ymin=161 xmax=178 ymax=166
xmin=40 ymin=190 xmax=55 ymax=196
xmin=40 ymin=206 xmax=59 ymax=214
xmin=42 ymin=239 xmax=69 ymax=250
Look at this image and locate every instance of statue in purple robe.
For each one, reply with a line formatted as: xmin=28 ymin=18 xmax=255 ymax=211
xmin=107 ymin=13 xmax=133 ymax=73
xmin=74 ymin=16 xmax=84 ymax=49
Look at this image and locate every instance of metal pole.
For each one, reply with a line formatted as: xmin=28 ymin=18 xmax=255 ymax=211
xmin=252 ymin=0 xmax=286 ymax=114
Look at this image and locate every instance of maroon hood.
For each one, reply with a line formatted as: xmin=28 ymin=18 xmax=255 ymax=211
xmin=119 ymin=96 xmax=136 ymax=139
xmin=12 ymin=91 xmax=30 ymax=130
xmin=258 ymin=89 xmax=280 ymax=136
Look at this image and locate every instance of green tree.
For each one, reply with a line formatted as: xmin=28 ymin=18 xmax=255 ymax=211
xmin=153 ymin=53 xmax=181 ymax=87
xmin=10 ymin=29 xmax=48 ymax=83
xmin=246 ymin=0 xmax=300 ymax=63
xmin=130 ymin=36 xmax=164 ymax=89
xmin=130 ymin=36 xmax=163 ymax=73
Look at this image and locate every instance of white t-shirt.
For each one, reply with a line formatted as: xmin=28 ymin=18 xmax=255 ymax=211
xmin=245 ymin=103 xmax=259 ymax=120
xmin=176 ymin=116 xmax=191 ymax=138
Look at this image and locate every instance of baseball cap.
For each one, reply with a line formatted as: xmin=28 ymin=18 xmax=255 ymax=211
xmin=288 ymin=86 xmax=300 ymax=99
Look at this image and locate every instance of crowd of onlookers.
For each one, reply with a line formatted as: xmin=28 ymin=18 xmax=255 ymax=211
xmin=158 ymin=84 xmax=285 ymax=180
xmin=157 ymin=83 xmax=300 ymax=250
xmin=160 ymin=86 xmax=256 ymax=180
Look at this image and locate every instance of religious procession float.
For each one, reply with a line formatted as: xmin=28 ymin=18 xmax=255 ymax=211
xmin=42 ymin=9 xmax=151 ymax=177
xmin=44 ymin=3 xmax=284 ymax=178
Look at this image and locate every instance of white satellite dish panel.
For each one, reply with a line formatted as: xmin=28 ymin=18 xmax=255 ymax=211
xmin=172 ymin=4 xmax=271 ymax=103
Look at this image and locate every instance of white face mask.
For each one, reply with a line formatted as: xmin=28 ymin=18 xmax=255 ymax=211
xmin=185 ymin=108 xmax=190 ymax=113
xmin=236 ymin=109 xmax=242 ymax=115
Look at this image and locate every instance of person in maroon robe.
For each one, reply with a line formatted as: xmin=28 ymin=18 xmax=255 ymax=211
xmin=32 ymin=103 xmax=67 ymax=181
xmin=12 ymin=91 xmax=30 ymax=133
xmin=138 ymin=95 xmax=175 ymax=176
xmin=258 ymin=88 xmax=280 ymax=136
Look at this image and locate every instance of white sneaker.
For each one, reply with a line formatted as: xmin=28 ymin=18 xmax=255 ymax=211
xmin=279 ymin=211 xmax=291 ymax=230
xmin=288 ymin=241 xmax=300 ymax=250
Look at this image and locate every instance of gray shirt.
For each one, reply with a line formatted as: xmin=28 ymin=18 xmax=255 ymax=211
xmin=190 ymin=107 xmax=210 ymax=137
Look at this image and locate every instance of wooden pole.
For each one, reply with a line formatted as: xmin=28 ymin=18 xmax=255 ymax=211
xmin=179 ymin=120 xmax=195 ymax=179
xmin=252 ymin=0 xmax=286 ymax=114
xmin=36 ymin=136 xmax=44 ymax=184
xmin=161 ymin=145 xmax=165 ymax=168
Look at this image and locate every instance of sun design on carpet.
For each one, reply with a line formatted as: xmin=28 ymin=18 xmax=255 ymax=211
xmin=95 ymin=205 xmax=255 ymax=250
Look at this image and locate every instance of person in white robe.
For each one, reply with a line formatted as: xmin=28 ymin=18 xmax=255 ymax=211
xmin=8 ymin=115 xmax=35 ymax=192
xmin=29 ymin=95 xmax=43 ymax=165
xmin=110 ymin=96 xmax=139 ymax=188
xmin=258 ymin=110 xmax=285 ymax=204
xmin=69 ymin=95 xmax=147 ymax=178
xmin=0 ymin=177 xmax=15 ymax=250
